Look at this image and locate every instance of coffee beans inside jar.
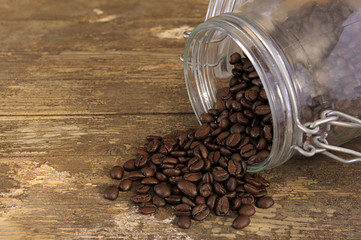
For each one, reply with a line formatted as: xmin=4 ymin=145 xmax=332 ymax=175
xmin=103 ymin=52 xmax=274 ymax=230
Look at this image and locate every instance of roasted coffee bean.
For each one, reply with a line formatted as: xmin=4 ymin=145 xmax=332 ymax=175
xmin=135 ymin=154 xmax=148 ymax=168
xmin=240 ymin=98 xmax=253 ymax=109
xmin=183 ymin=172 xmax=203 ymax=182
xmin=254 ymin=105 xmax=271 ymax=115
xmin=152 ymin=195 xmax=166 ymax=207
xmin=220 ymin=147 xmax=232 ymax=156
xmin=243 ymin=109 xmax=255 ymax=119
xmin=232 ymin=198 xmax=242 ymax=210
xmin=232 ymin=215 xmax=251 ymax=229
xmin=139 ymin=202 xmax=156 ymax=214
xmin=131 ymin=194 xmax=152 ymax=203
xmin=104 ymin=185 xmax=119 ymax=200
xmin=195 ymin=124 xmax=212 ymax=140
xmin=226 ymin=133 xmax=241 ymax=147
xmin=240 ymin=194 xmax=255 ymax=205
xmin=207 ymin=194 xmax=217 ymax=210
xmin=254 ymin=174 xmax=270 ymax=187
xmin=240 ymin=144 xmax=257 ymax=158
xmin=141 ymin=177 xmax=159 ymax=185
xmin=253 ymin=189 xmax=268 ymax=198
xmin=244 ymin=183 xmax=261 ymax=195
xmin=213 ymin=182 xmax=227 ymax=195
xmin=165 ymin=195 xmax=182 ymax=205
xmin=263 ymin=125 xmax=273 ymax=141
xmin=123 ymin=159 xmax=136 ymax=171
xmin=232 ymin=100 xmax=243 ymax=111
xmin=250 ymin=127 xmax=261 ymax=139
xmin=150 ymin=153 xmax=165 ymax=165
xmin=118 ymin=179 xmax=132 ymax=191
xmin=172 ymin=186 xmax=181 ymax=195
xmin=192 ymin=204 xmax=210 ymax=221
xmin=230 ymin=52 xmax=242 ymax=64
xmin=228 ymin=159 xmax=242 ymax=176
xmin=238 ymin=204 xmax=255 ymax=216
xmin=171 ymin=151 xmax=187 ymax=157
xmin=256 ymin=138 xmax=267 ymax=150
xmin=195 ymin=196 xmax=206 ymax=205
xmin=215 ymin=196 xmax=229 ymax=216
xmin=154 ymin=182 xmax=172 ymax=198
xmin=230 ymin=123 xmax=245 ymax=134
xmin=256 ymin=197 xmax=274 ymax=209
xmin=155 ymin=172 xmax=168 ymax=182
xmin=236 ymin=112 xmax=250 ymax=125
xmin=257 ymin=150 xmax=270 ymax=160
xmin=202 ymin=172 xmax=214 ymax=184
xmin=245 ymin=88 xmax=258 ymax=101
xmin=203 ymin=158 xmax=212 ymax=172
xmin=212 ymin=166 xmax=229 ymax=182
xmin=217 ymin=156 xmax=227 ymax=169
xmin=177 ymin=216 xmax=192 ymax=229
xmin=159 ymin=143 xmax=173 ymax=155
xmin=146 ymin=135 xmax=162 ymax=141
xmin=224 ymin=191 xmax=236 ymax=199
xmin=136 ymin=184 xmax=151 ymax=194
xmin=169 ymin=176 xmax=184 ymax=185
xmin=147 ymin=139 xmax=161 ymax=153
xmin=182 ymin=196 xmax=196 ymax=207
xmin=163 ymin=168 xmax=182 ymax=177
xmin=188 ymin=157 xmax=204 ymax=172
xmin=200 ymin=113 xmax=215 ymax=123
xmin=219 ymin=117 xmax=230 ymax=129
xmin=141 ymin=166 xmax=155 ymax=178
xmin=226 ymin=177 xmax=237 ymax=192
xmin=163 ymin=157 xmax=178 ymax=165
xmin=174 ymin=204 xmax=192 ymax=216
xmin=110 ymin=166 xmax=124 ymax=180
xmin=178 ymin=180 xmax=198 ymax=198
xmin=128 ymin=171 xmax=145 ymax=181
xmin=199 ymin=183 xmax=213 ymax=197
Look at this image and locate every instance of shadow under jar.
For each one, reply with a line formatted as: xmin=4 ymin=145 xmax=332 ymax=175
xmin=183 ymin=0 xmax=361 ymax=172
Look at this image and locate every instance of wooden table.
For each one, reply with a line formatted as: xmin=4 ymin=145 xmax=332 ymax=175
xmin=0 ymin=0 xmax=360 ymax=239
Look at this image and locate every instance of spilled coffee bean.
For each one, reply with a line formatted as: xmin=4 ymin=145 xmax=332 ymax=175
xmin=104 ymin=52 xmax=274 ymax=230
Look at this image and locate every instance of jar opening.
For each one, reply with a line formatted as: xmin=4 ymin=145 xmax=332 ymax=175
xmin=184 ymin=14 xmax=296 ymax=172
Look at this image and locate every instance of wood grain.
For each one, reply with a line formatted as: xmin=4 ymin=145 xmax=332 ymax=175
xmin=0 ymin=0 xmax=360 ymax=239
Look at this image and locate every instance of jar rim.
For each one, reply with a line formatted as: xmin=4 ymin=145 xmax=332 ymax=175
xmin=183 ymin=13 xmax=298 ymax=171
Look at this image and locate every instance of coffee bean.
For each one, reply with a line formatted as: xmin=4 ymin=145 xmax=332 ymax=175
xmin=182 ymin=196 xmax=196 ymax=207
xmin=174 ymin=204 xmax=192 ymax=216
xmin=202 ymin=172 xmax=214 ymax=184
xmin=226 ymin=177 xmax=237 ymax=192
xmin=165 ymin=195 xmax=182 ymax=204
xmin=187 ymin=157 xmax=204 ymax=172
xmin=254 ymin=174 xmax=270 ymax=187
xmin=178 ymin=180 xmax=198 ymax=198
xmin=244 ymin=183 xmax=261 ymax=195
xmin=141 ymin=166 xmax=155 ymax=178
xmin=118 ymin=179 xmax=132 ymax=191
xmin=146 ymin=135 xmax=162 ymax=141
xmin=207 ymin=194 xmax=217 ymax=210
xmin=212 ymin=166 xmax=229 ymax=182
xmin=135 ymin=154 xmax=148 ymax=168
xmin=104 ymin=185 xmax=119 ymax=200
xmin=147 ymin=139 xmax=161 ymax=153
xmin=220 ymin=147 xmax=232 ymax=156
xmin=183 ymin=172 xmax=203 ymax=182
xmin=238 ymin=204 xmax=255 ymax=216
xmin=256 ymin=197 xmax=274 ymax=209
xmin=172 ymin=186 xmax=181 ymax=195
xmin=232 ymin=198 xmax=242 ymax=210
xmin=141 ymin=177 xmax=159 ymax=185
xmin=199 ymin=183 xmax=213 ymax=197
xmin=215 ymin=196 xmax=229 ymax=216
xmin=136 ymin=184 xmax=151 ymax=194
xmin=153 ymin=182 xmax=171 ymax=198
xmin=110 ymin=166 xmax=124 ymax=180
xmin=214 ymin=182 xmax=227 ymax=195
xmin=155 ymin=172 xmax=168 ymax=182
xmin=240 ymin=194 xmax=255 ymax=205
xmin=263 ymin=125 xmax=273 ymax=141
xmin=226 ymin=133 xmax=241 ymax=147
xmin=152 ymin=195 xmax=166 ymax=207
xmin=200 ymin=113 xmax=215 ymax=123
xmin=195 ymin=124 xmax=211 ymax=140
xmin=177 ymin=215 xmax=192 ymax=229
xmin=123 ymin=159 xmax=136 ymax=171
xmin=245 ymin=88 xmax=258 ymax=101
xmin=163 ymin=168 xmax=182 ymax=177
xmin=139 ymin=202 xmax=156 ymax=214
xmin=131 ymin=194 xmax=152 ymax=203
xmin=230 ymin=52 xmax=242 ymax=64
xmin=232 ymin=215 xmax=251 ymax=229
xmin=240 ymin=144 xmax=257 ymax=158
xmin=128 ymin=171 xmax=145 ymax=181
xmin=230 ymin=123 xmax=245 ymax=134
xmin=236 ymin=112 xmax=250 ymax=125
xmin=254 ymin=105 xmax=271 ymax=115
xmin=257 ymin=150 xmax=270 ymax=160
xmin=192 ymin=204 xmax=210 ymax=221
xmin=228 ymin=159 xmax=242 ymax=176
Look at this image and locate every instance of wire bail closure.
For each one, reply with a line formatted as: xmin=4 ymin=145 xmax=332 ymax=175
xmin=295 ymin=110 xmax=361 ymax=163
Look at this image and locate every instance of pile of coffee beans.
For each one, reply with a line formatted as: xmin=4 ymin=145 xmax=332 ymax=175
xmin=104 ymin=52 xmax=274 ymax=230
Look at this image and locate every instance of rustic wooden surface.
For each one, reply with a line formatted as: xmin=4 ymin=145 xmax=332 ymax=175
xmin=0 ymin=0 xmax=360 ymax=239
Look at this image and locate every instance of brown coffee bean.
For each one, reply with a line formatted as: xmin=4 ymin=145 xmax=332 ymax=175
xmin=263 ymin=125 xmax=273 ymax=141
xmin=136 ymin=184 xmax=151 ymax=194
xmin=228 ymin=159 xmax=242 ymax=176
xmin=230 ymin=123 xmax=245 ymax=134
xmin=256 ymin=197 xmax=274 ymax=209
xmin=230 ymin=52 xmax=242 ymax=64
xmin=139 ymin=202 xmax=156 ymax=215
xmin=146 ymin=135 xmax=162 ymax=141
xmin=240 ymin=194 xmax=255 ymax=205
xmin=226 ymin=177 xmax=237 ymax=192
xmin=238 ymin=204 xmax=255 ymax=216
xmin=248 ymin=71 xmax=258 ymax=79
xmin=152 ymin=195 xmax=166 ymax=207
xmin=118 ymin=179 xmax=132 ymax=191
xmin=256 ymin=138 xmax=267 ymax=150
xmin=206 ymin=194 xmax=217 ymax=210
xmin=213 ymin=182 xmax=227 ymax=195
xmin=199 ymin=183 xmax=213 ymax=197
xmin=220 ymin=147 xmax=232 ymax=156
xmin=232 ymin=198 xmax=242 ymax=210
xmin=200 ymin=113 xmax=215 ymax=123
xmin=155 ymin=172 xmax=168 ymax=182
xmin=254 ymin=174 xmax=270 ymax=187
xmin=219 ymin=117 xmax=230 ymax=129
xmin=123 ymin=159 xmax=136 ymax=171
xmin=192 ymin=204 xmax=210 ymax=221
xmin=104 ymin=185 xmax=119 ymax=201
xmin=194 ymin=196 xmax=205 ymax=205
xmin=237 ymin=112 xmax=250 ymax=125
xmin=110 ymin=166 xmax=124 ymax=180
xmin=141 ymin=166 xmax=155 ymax=178
xmin=245 ymin=88 xmax=258 ymax=101
xmin=141 ymin=177 xmax=159 ymax=185
xmin=174 ymin=204 xmax=192 ymax=216
xmin=188 ymin=157 xmax=204 ymax=172
xmin=226 ymin=133 xmax=241 ymax=147
xmin=257 ymin=150 xmax=270 ymax=160
xmin=244 ymin=183 xmax=261 ymax=195
xmin=163 ymin=168 xmax=181 ymax=177
xmin=240 ymin=98 xmax=253 ymax=109
xmin=232 ymin=215 xmax=251 ymax=229
xmin=131 ymin=194 xmax=152 ymax=203
xmin=250 ymin=126 xmax=261 ymax=139
xmin=183 ymin=172 xmax=203 ymax=182
xmin=147 ymin=139 xmax=161 ymax=153
xmin=182 ymin=196 xmax=196 ymax=207
xmin=135 ymin=154 xmax=148 ymax=168
xmin=177 ymin=216 xmax=192 ymax=229
xmin=224 ymin=191 xmax=237 ymax=199
xmin=215 ymin=196 xmax=229 ymax=216
xmin=177 ymin=180 xmax=198 ymax=198
xmin=165 ymin=195 xmax=182 ymax=204
xmin=128 ymin=171 xmax=145 ymax=181
xmin=254 ymin=105 xmax=271 ymax=115
xmin=240 ymin=144 xmax=257 ymax=158
xmin=154 ymin=182 xmax=171 ymax=198
xmin=212 ymin=166 xmax=229 ymax=182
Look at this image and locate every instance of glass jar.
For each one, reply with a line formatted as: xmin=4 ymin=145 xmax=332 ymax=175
xmin=183 ymin=0 xmax=361 ymax=172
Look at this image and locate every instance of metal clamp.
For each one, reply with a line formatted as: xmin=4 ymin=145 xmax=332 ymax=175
xmin=295 ymin=110 xmax=361 ymax=163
